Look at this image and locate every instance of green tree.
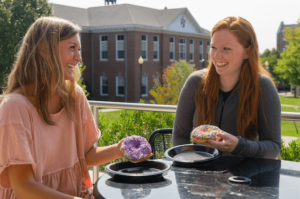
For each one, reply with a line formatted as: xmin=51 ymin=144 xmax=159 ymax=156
xmin=260 ymin=48 xmax=286 ymax=85
xmin=149 ymin=60 xmax=195 ymax=105
xmin=78 ymin=63 xmax=90 ymax=97
xmin=275 ymin=24 xmax=300 ymax=97
xmin=0 ymin=0 xmax=53 ymax=88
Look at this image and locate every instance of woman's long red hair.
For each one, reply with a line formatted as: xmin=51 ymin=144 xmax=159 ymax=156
xmin=195 ymin=17 xmax=275 ymax=140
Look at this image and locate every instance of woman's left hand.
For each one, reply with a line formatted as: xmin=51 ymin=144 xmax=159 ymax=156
xmin=116 ymin=138 xmax=125 ymax=158
xmin=203 ymin=132 xmax=239 ymax=152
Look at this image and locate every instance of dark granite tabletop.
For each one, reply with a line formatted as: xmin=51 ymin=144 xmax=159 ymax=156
xmin=94 ymin=156 xmax=300 ymax=199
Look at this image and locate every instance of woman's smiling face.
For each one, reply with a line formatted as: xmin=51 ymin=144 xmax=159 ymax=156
xmin=59 ymin=34 xmax=82 ymax=81
xmin=210 ymin=29 xmax=248 ymax=79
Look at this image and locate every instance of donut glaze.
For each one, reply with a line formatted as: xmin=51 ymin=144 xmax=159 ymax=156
xmin=120 ymin=135 xmax=151 ymax=162
xmin=191 ymin=125 xmax=222 ymax=144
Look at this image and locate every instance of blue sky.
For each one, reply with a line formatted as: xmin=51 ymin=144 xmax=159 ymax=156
xmin=48 ymin=0 xmax=300 ymax=53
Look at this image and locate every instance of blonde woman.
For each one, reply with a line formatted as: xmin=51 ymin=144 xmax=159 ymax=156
xmin=173 ymin=17 xmax=281 ymax=159
xmin=0 ymin=17 xmax=124 ymax=199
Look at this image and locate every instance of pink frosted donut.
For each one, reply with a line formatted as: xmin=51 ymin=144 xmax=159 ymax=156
xmin=191 ymin=125 xmax=222 ymax=144
xmin=120 ymin=135 xmax=152 ymax=163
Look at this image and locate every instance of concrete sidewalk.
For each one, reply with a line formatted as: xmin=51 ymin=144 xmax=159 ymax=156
xmin=278 ymin=92 xmax=295 ymax=97
xmin=282 ymin=136 xmax=299 ymax=147
xmin=281 ymin=104 xmax=299 ymax=108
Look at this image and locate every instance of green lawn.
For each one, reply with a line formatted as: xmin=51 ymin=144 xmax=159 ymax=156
xmin=282 ymin=121 xmax=300 ymax=137
xmin=280 ymin=96 xmax=300 ymax=137
xmin=99 ymin=97 xmax=300 ymax=138
xmin=99 ymin=110 xmax=123 ymax=121
xmin=281 ymin=107 xmax=300 ymax=112
xmin=280 ymin=96 xmax=300 ymax=106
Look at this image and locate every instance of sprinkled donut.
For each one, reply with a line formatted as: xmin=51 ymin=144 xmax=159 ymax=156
xmin=120 ymin=135 xmax=152 ymax=163
xmin=191 ymin=125 xmax=222 ymax=144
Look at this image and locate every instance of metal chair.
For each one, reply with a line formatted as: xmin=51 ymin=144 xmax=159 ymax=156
xmin=148 ymin=128 xmax=173 ymax=159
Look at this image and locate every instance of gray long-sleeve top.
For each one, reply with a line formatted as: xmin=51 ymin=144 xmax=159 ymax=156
xmin=173 ymin=70 xmax=281 ymax=159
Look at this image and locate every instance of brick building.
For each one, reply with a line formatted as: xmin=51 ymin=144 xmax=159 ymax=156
xmin=277 ymin=21 xmax=298 ymax=52
xmin=52 ymin=4 xmax=211 ymax=102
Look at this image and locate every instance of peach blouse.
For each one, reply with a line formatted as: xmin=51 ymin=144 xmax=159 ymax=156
xmin=0 ymin=85 xmax=100 ymax=199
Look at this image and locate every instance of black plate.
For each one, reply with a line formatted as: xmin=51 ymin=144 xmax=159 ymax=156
xmin=105 ymin=160 xmax=171 ymax=183
xmin=164 ymin=144 xmax=222 ymax=166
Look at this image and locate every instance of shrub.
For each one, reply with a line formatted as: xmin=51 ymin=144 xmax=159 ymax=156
xmin=78 ymin=63 xmax=90 ymax=97
xmin=280 ymin=138 xmax=300 ymax=162
xmin=97 ymin=110 xmax=175 ymax=171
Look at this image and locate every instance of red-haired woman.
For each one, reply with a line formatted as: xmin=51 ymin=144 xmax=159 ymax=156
xmin=173 ymin=17 xmax=281 ymax=159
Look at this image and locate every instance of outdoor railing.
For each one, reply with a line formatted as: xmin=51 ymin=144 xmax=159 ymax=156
xmin=88 ymin=100 xmax=300 ymax=182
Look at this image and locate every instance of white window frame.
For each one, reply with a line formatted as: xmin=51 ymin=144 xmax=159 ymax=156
xmin=141 ymin=76 xmax=148 ymax=97
xmin=153 ymin=36 xmax=159 ymax=61
xmin=282 ymin=47 xmax=286 ymax=52
xmin=207 ymin=41 xmax=210 ymax=62
xmin=170 ymin=37 xmax=175 ymax=61
xmin=116 ymin=76 xmax=124 ymax=97
xmin=283 ymin=37 xmax=286 ymax=44
xmin=199 ymin=40 xmax=204 ymax=62
xmin=100 ymin=76 xmax=108 ymax=96
xmin=141 ymin=35 xmax=148 ymax=61
xmin=100 ymin=35 xmax=108 ymax=61
xmin=189 ymin=40 xmax=194 ymax=62
xmin=116 ymin=34 xmax=124 ymax=61
xmin=179 ymin=38 xmax=186 ymax=60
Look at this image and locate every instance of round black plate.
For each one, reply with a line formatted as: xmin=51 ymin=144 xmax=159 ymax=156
xmin=105 ymin=160 xmax=171 ymax=183
xmin=164 ymin=144 xmax=222 ymax=166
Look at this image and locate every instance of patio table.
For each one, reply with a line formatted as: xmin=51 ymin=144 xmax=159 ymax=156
xmin=93 ymin=156 xmax=300 ymax=199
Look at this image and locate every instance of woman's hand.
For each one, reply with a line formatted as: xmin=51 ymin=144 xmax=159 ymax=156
xmin=116 ymin=138 xmax=125 ymax=158
xmin=118 ymin=138 xmax=153 ymax=163
xmin=203 ymin=132 xmax=239 ymax=152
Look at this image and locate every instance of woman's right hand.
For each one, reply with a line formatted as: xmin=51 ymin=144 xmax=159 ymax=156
xmin=116 ymin=138 xmax=125 ymax=158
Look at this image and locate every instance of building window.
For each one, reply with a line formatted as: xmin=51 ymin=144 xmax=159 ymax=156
xmin=116 ymin=76 xmax=124 ymax=97
xmin=142 ymin=76 xmax=148 ymax=97
xmin=283 ymin=37 xmax=286 ymax=44
xmin=282 ymin=48 xmax=286 ymax=52
xmin=116 ymin=35 xmax=124 ymax=61
xmin=100 ymin=35 xmax=108 ymax=61
xmin=179 ymin=38 xmax=186 ymax=60
xmin=190 ymin=40 xmax=194 ymax=62
xmin=199 ymin=41 xmax=203 ymax=62
xmin=170 ymin=37 xmax=175 ymax=61
xmin=141 ymin=35 xmax=147 ymax=60
xmin=100 ymin=76 xmax=108 ymax=96
xmin=207 ymin=41 xmax=210 ymax=61
xmin=154 ymin=75 xmax=159 ymax=86
xmin=153 ymin=36 xmax=159 ymax=61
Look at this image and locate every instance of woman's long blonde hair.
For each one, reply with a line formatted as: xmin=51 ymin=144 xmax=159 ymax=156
xmin=195 ymin=17 xmax=275 ymax=140
xmin=1 ymin=17 xmax=81 ymax=125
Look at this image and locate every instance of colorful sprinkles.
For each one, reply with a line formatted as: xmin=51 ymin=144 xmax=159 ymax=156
xmin=191 ymin=125 xmax=222 ymax=143
xmin=120 ymin=135 xmax=151 ymax=161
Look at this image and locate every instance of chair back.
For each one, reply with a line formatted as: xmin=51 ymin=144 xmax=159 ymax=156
xmin=148 ymin=128 xmax=173 ymax=159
